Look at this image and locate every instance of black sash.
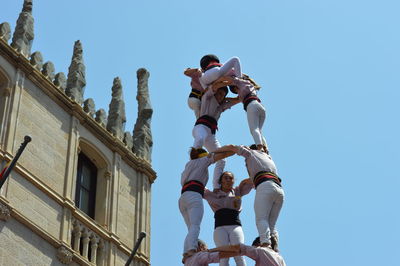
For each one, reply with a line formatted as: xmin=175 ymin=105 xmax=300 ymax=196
xmin=181 ymin=180 xmax=205 ymax=197
xmin=195 ymin=115 xmax=218 ymax=134
xmin=243 ymin=93 xmax=261 ymax=111
xmin=214 ymin=208 xmax=241 ymax=228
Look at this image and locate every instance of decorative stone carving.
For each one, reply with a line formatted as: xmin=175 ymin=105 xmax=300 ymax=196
xmin=0 ymin=202 xmax=11 ymax=221
xmin=66 ymin=40 xmax=86 ymax=105
xmin=0 ymin=22 xmax=11 ymax=42
xmin=95 ymin=109 xmax=107 ymax=127
xmin=106 ymin=77 xmax=126 ymax=139
xmin=123 ymin=132 xmax=133 ymax=149
xmin=132 ymin=68 xmax=153 ymax=162
xmin=54 ymin=72 xmax=67 ymax=91
xmin=42 ymin=61 xmax=55 ymax=81
xmin=30 ymin=51 xmax=43 ymax=71
xmin=11 ymin=0 xmax=34 ymax=57
xmin=83 ymin=98 xmax=95 ymax=118
xmin=56 ymin=246 xmax=73 ymax=264
xmin=104 ymin=171 xmax=111 ymax=180
xmin=71 ymin=218 xmax=105 ymax=264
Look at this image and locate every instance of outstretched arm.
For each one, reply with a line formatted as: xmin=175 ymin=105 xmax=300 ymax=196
xmin=219 ymin=251 xmax=242 ymax=259
xmin=184 ymin=68 xmax=202 ymax=77
xmin=213 ymin=151 xmax=235 ymax=162
xmin=208 ymin=244 xmax=240 ymax=253
xmin=213 ymin=145 xmax=240 ymax=154
xmin=238 ymin=178 xmax=253 ymax=196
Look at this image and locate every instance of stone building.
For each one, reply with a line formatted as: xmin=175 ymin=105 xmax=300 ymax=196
xmin=0 ymin=1 xmax=156 ymax=265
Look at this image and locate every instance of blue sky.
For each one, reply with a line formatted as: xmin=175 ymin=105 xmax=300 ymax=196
xmin=2 ymin=0 xmax=400 ymax=265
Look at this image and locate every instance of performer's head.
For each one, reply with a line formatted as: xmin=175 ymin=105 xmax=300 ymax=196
xmin=214 ymin=86 xmax=228 ymax=104
xmin=218 ymin=171 xmax=235 ymax=191
xmin=200 ymin=54 xmax=220 ymax=71
xmin=249 ymin=144 xmax=269 ymax=154
xmin=197 ymin=239 xmax=208 ymax=252
xmin=190 ymin=147 xmax=208 ymax=160
xmin=252 ymin=237 xmax=261 ymax=247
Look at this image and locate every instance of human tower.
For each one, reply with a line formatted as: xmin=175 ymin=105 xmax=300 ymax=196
xmin=179 ymin=55 xmax=286 ymax=265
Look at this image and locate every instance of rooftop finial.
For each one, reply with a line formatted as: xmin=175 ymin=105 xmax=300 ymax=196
xmin=0 ymin=22 xmax=11 ymax=42
xmin=65 ymin=40 xmax=86 ymax=105
xmin=132 ymin=68 xmax=153 ymax=162
xmin=106 ymin=77 xmax=126 ymax=139
xmin=11 ymin=0 xmax=34 ymax=57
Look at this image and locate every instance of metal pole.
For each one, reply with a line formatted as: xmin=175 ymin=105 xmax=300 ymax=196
xmin=0 ymin=135 xmax=32 ymax=189
xmin=125 ymin=231 xmax=147 ymax=266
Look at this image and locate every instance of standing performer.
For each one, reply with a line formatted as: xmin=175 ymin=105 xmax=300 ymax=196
xmin=179 ymin=148 xmax=234 ymax=260
xmin=184 ymin=68 xmax=205 ymax=119
xmin=204 ymin=171 xmax=253 ymax=266
xmin=192 ymin=85 xmax=240 ymax=189
xmin=214 ymin=144 xmax=284 ymax=251
xmin=199 ymin=54 xmax=242 ymax=90
xmin=213 ymin=76 xmax=267 ymax=150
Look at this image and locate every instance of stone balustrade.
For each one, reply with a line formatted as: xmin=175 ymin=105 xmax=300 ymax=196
xmin=71 ymin=218 xmax=106 ymax=265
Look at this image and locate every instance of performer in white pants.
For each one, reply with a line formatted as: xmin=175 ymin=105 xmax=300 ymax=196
xmin=214 ymin=144 xmax=284 ymax=251
xmin=204 ymin=171 xmax=253 ymax=266
xmin=199 ymin=54 xmax=242 ymax=90
xmin=179 ymin=148 xmax=234 ymax=259
xmin=214 ymin=76 xmax=267 ymax=150
xmin=184 ymin=68 xmax=205 ymax=119
xmin=192 ymin=85 xmax=240 ymax=189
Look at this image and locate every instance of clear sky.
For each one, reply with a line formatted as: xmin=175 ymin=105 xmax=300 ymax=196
xmin=2 ymin=0 xmax=400 ymax=265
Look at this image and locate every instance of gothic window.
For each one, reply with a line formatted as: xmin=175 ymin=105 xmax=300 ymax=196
xmin=75 ymin=153 xmax=97 ymax=218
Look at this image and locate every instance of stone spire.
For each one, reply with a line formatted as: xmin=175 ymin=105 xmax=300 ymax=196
xmin=132 ymin=68 xmax=153 ymax=162
xmin=65 ymin=40 xmax=86 ymax=105
xmin=11 ymin=0 xmax=34 ymax=57
xmin=106 ymin=77 xmax=126 ymax=139
xmin=0 ymin=22 xmax=11 ymax=42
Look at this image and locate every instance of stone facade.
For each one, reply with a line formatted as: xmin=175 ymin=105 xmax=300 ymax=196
xmin=0 ymin=2 xmax=156 ymax=265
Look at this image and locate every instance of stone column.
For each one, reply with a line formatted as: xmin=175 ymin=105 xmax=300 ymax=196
xmin=59 ymin=116 xmax=80 ymax=245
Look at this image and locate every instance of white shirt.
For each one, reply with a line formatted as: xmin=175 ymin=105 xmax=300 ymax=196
xmin=237 ymin=146 xmax=277 ymax=182
xmin=181 ymin=155 xmax=215 ymax=186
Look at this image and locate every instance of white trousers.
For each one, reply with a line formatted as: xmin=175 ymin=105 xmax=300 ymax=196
xmin=214 ymin=225 xmax=247 ymax=266
xmin=188 ymin=97 xmax=201 ymax=119
xmin=254 ymin=181 xmax=284 ymax=245
xmin=246 ymin=100 xmax=267 ymax=146
xmin=179 ymin=191 xmax=204 ymax=253
xmin=192 ymin=124 xmax=225 ymax=189
xmin=200 ymin=57 xmax=242 ymax=88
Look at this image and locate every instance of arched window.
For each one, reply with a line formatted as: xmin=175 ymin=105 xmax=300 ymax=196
xmin=76 ymin=138 xmax=110 ymax=225
xmin=75 ymin=152 xmax=97 ymax=218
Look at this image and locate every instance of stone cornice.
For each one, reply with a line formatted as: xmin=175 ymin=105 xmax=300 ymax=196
xmin=0 ymin=39 xmax=157 ymax=184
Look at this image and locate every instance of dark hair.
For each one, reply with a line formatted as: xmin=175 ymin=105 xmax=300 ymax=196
xmin=190 ymin=147 xmax=207 ymax=160
xmin=249 ymin=144 xmax=269 ymax=154
xmin=252 ymin=237 xmax=260 ymax=246
xmin=200 ymin=54 xmax=220 ymax=70
xmin=229 ymin=85 xmax=238 ymax=94
xmin=218 ymin=171 xmax=234 ymax=184
xmin=249 ymin=144 xmax=258 ymax=150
